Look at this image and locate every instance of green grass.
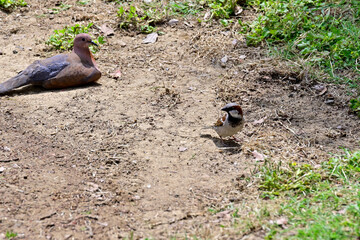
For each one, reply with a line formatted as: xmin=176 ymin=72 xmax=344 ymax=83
xmin=267 ymin=184 xmax=360 ymax=239
xmin=169 ymin=1 xmax=202 ymax=16
xmin=46 ymin=23 xmax=105 ymax=53
xmin=50 ymin=2 xmax=71 ymax=14
xmin=77 ymin=0 xmax=90 ymax=5
xmin=115 ymin=0 xmax=242 ymax=33
xmin=0 ymin=0 xmax=26 ymax=10
xmin=256 ymin=161 xmax=322 ymax=198
xmin=200 ymin=150 xmax=359 ymax=238
xmin=256 ymin=149 xmax=360 ymax=239
xmin=206 ymin=0 xmax=237 ymax=19
xmin=350 ymin=96 xmax=360 ymax=118
xmin=5 ymin=231 xmax=17 ymax=240
xmin=240 ymin=0 xmax=360 ymax=105
xmin=117 ymin=2 xmax=169 ymax=33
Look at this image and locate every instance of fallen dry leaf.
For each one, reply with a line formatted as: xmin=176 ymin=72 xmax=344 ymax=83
xmin=143 ymin=32 xmax=158 ymax=44
xmin=252 ymin=150 xmax=264 ymax=161
xmin=99 ymin=24 xmax=114 ymax=36
xmin=318 ymin=86 xmax=327 ymax=96
xmin=110 ymin=69 xmax=122 ymax=79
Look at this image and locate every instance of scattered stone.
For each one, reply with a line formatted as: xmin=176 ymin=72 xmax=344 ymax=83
xmin=220 ymin=55 xmax=228 ymax=67
xmin=0 ymin=167 xmax=5 ymax=173
xmin=313 ymin=84 xmax=325 ymax=91
xmin=13 ymin=50 xmax=18 ymax=54
xmin=324 ymin=93 xmax=335 ymax=105
xmin=235 ymin=6 xmax=243 ymax=15
xmin=313 ymin=84 xmax=327 ymax=95
xmin=117 ymin=40 xmax=127 ymax=47
xmin=325 ymin=99 xmax=334 ymax=104
xmin=179 ymin=147 xmax=187 ymax=152
xmin=168 ymin=19 xmax=179 ymax=26
xmin=221 ymin=55 xmax=228 ymax=63
xmin=110 ymin=69 xmax=122 ymax=79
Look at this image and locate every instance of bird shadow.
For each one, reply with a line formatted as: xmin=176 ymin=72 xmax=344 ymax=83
xmin=0 ymin=82 xmax=102 ymax=97
xmin=200 ymin=134 xmax=242 ymax=153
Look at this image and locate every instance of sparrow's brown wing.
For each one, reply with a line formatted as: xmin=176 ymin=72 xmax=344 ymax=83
xmin=214 ymin=114 xmax=227 ymax=127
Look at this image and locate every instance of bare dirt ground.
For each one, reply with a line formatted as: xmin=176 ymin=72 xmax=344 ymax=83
xmin=0 ymin=1 xmax=359 ymax=239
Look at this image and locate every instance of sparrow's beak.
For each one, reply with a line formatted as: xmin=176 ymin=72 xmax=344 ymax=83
xmin=89 ymin=40 xmax=98 ymax=46
xmin=221 ymin=106 xmax=228 ymax=112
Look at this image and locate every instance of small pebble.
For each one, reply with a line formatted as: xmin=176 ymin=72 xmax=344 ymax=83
xmin=221 ymin=55 xmax=228 ymax=63
xmin=168 ymin=19 xmax=179 ymax=26
xmin=179 ymin=147 xmax=187 ymax=152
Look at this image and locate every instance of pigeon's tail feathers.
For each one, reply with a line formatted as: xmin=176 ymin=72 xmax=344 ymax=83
xmin=0 ymin=72 xmax=29 ymax=94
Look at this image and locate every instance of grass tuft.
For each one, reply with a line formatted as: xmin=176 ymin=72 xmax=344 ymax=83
xmin=46 ymin=23 xmax=105 ymax=53
xmin=257 ymin=149 xmax=360 ymax=239
xmin=117 ymin=2 xmax=168 ymax=33
xmin=5 ymin=231 xmax=17 ymax=240
xmin=0 ymin=0 xmax=26 ymax=11
xmin=256 ymin=160 xmax=322 ymax=197
xmin=350 ymin=96 xmax=360 ymax=118
xmin=241 ymin=0 xmax=360 ymax=93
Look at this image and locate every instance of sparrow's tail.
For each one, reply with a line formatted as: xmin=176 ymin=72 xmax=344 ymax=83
xmin=0 ymin=72 xmax=29 ymax=94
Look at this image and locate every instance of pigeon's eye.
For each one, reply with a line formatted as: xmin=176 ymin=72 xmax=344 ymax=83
xmin=82 ymin=38 xmax=85 ymax=41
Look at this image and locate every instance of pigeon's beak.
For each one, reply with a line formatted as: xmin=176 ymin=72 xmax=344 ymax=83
xmin=89 ymin=40 xmax=98 ymax=47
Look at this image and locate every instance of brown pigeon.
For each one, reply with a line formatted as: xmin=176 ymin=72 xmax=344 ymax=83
xmin=0 ymin=33 xmax=101 ymax=94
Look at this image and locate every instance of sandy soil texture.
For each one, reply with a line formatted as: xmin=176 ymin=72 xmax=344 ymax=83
xmin=0 ymin=1 xmax=359 ymax=239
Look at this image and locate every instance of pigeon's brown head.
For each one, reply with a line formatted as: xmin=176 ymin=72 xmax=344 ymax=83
xmin=73 ymin=33 xmax=97 ymax=49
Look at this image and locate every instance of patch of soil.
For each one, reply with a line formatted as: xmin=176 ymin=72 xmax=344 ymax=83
xmin=0 ymin=1 xmax=359 ymax=239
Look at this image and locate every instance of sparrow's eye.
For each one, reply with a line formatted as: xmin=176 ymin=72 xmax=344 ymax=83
xmin=82 ymin=38 xmax=85 ymax=41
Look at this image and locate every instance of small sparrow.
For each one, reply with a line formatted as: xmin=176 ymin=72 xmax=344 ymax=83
xmin=208 ymin=103 xmax=245 ymax=140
